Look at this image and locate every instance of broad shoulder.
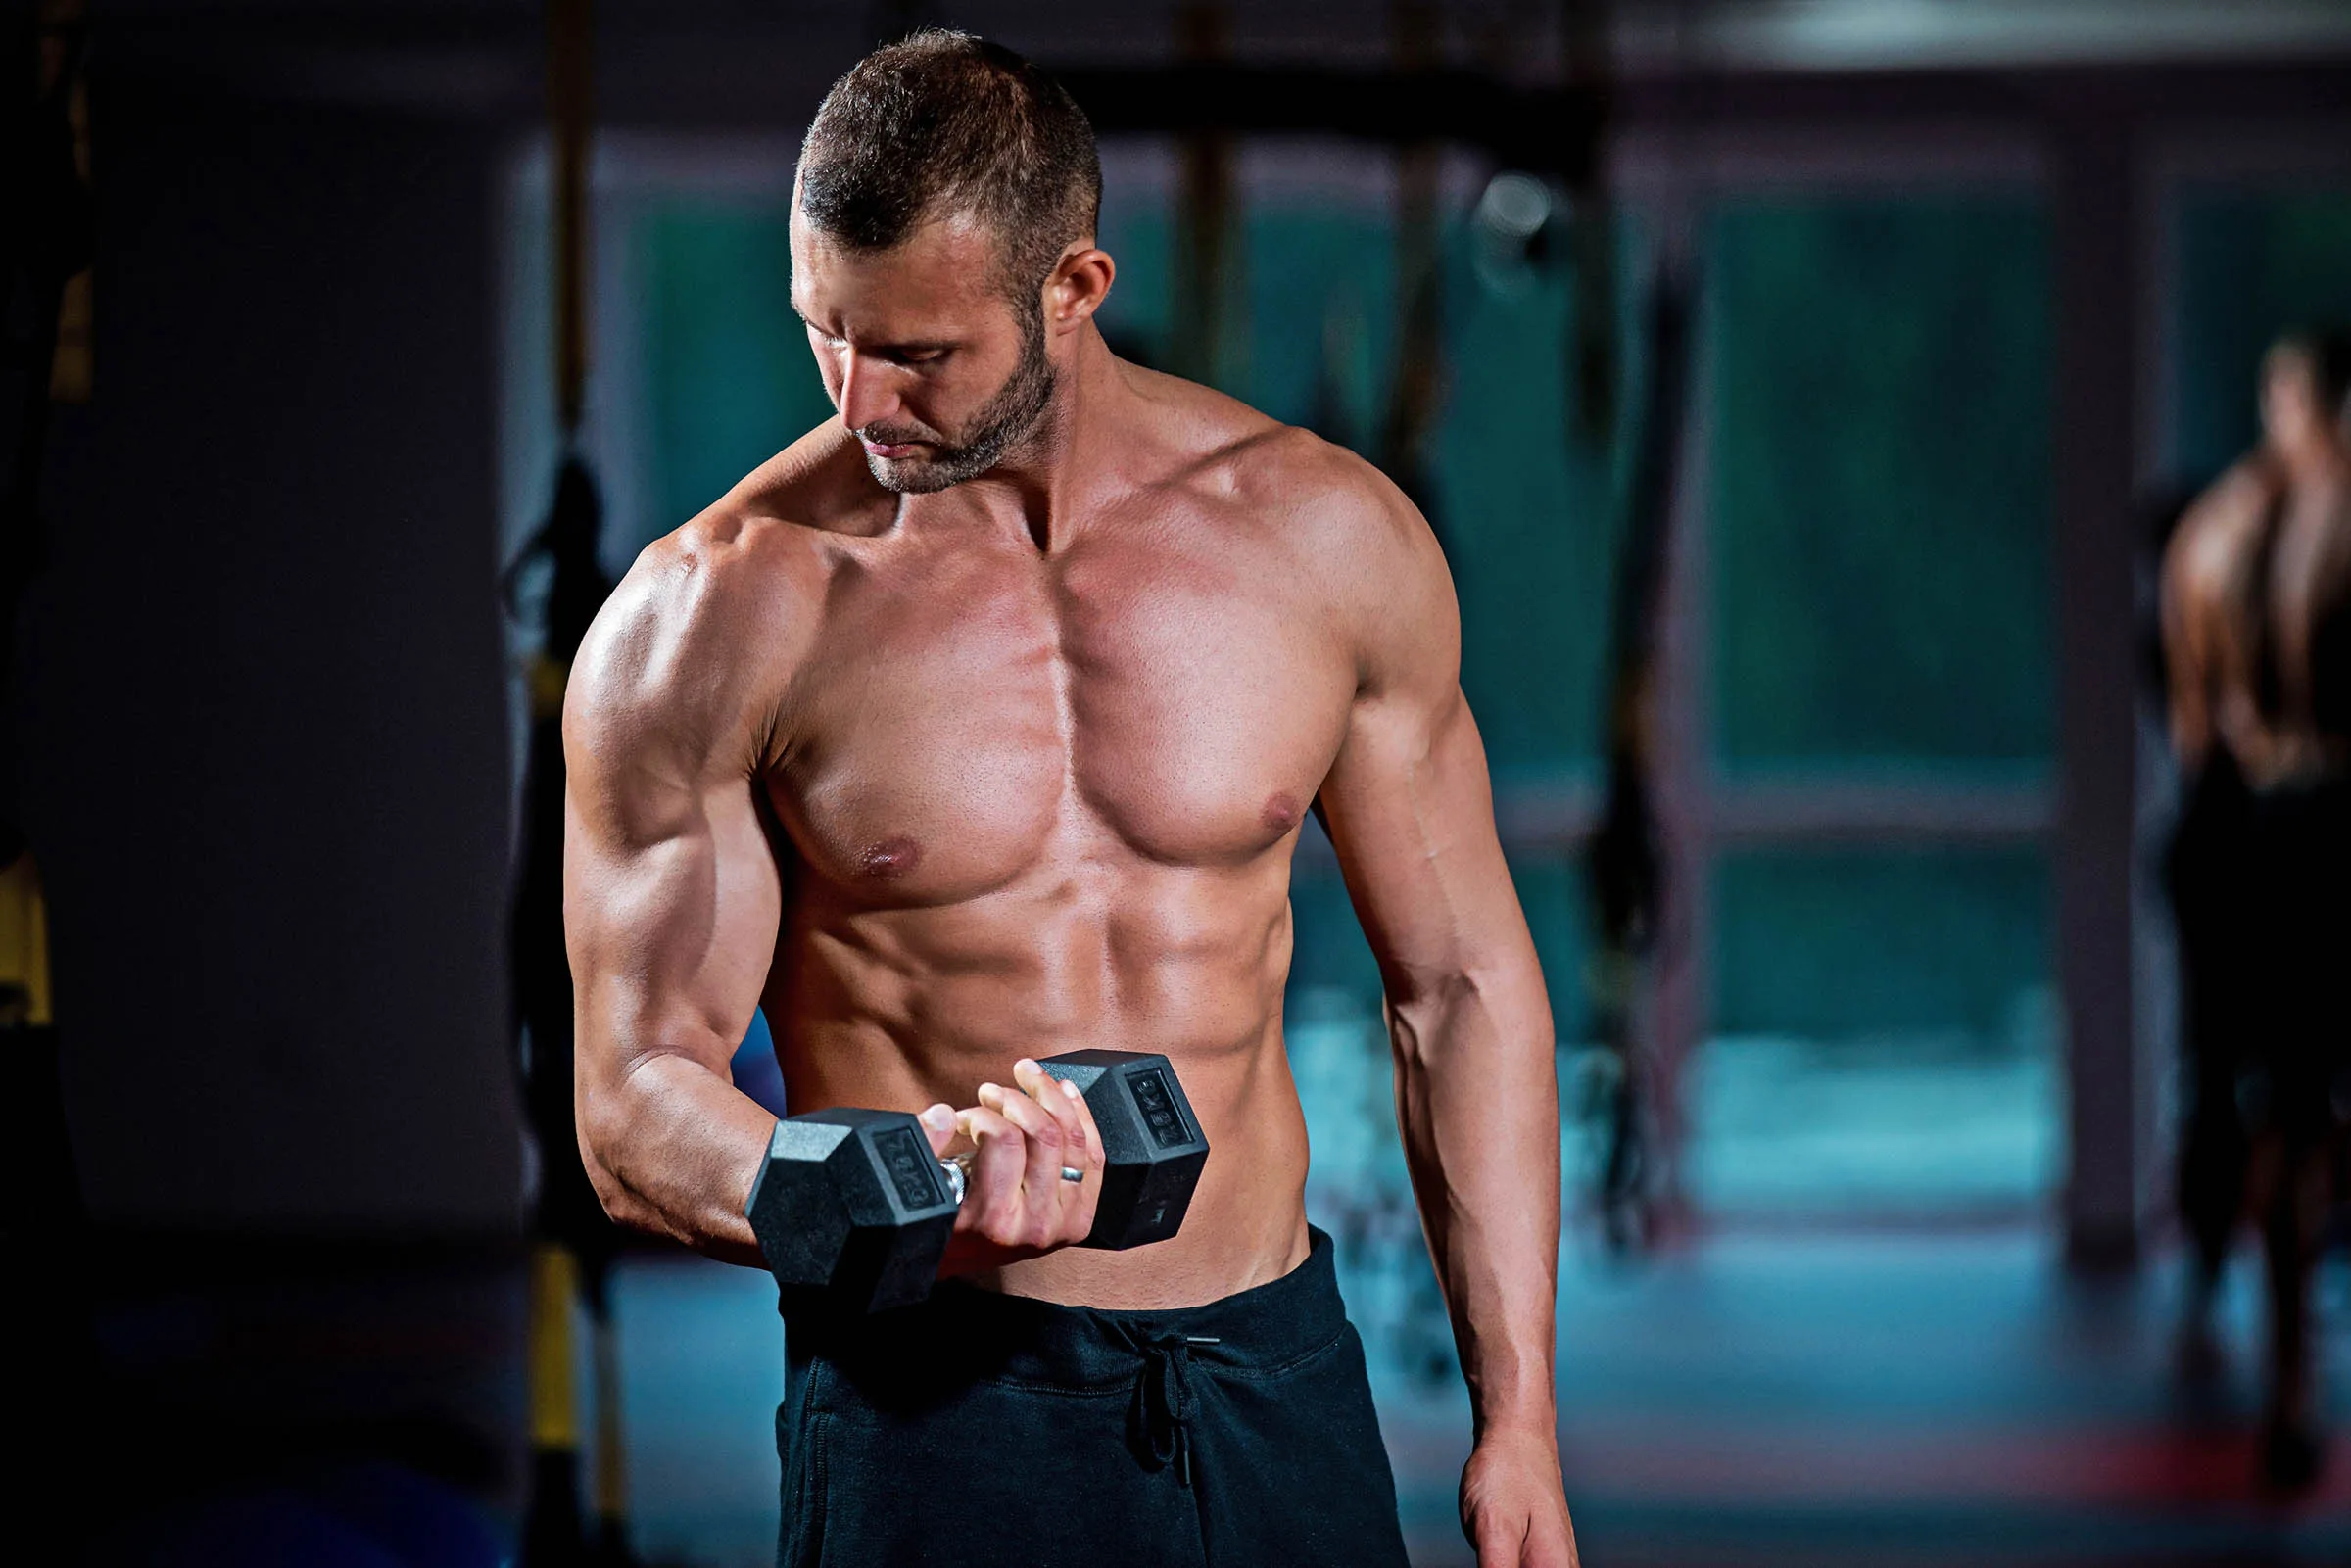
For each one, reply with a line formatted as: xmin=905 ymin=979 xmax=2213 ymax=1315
xmin=1119 ymin=367 xmax=1454 ymax=689
xmin=1120 ymin=361 xmax=1436 ymax=580
xmin=567 ymin=431 xmax=870 ymax=774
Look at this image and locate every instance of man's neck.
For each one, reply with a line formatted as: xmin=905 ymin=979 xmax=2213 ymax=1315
xmin=942 ymin=328 xmax=1124 ymax=553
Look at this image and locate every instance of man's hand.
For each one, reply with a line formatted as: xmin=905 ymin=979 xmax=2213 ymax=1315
xmin=917 ymin=1058 xmax=1108 ymax=1274
xmin=1461 ymin=1427 xmax=1578 ymax=1567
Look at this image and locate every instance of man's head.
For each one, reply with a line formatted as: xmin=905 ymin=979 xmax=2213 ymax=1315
xmin=2259 ymin=328 xmax=2351 ymax=463
xmin=792 ymin=31 xmax=1108 ymax=494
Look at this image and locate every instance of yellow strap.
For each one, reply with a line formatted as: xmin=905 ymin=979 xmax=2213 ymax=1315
xmin=0 ymin=850 xmax=54 ymax=1027
xmin=592 ymin=1315 xmax=629 ymax=1520
xmin=527 ymin=1242 xmax=582 ymax=1450
xmin=526 ymin=651 xmax=570 ymax=721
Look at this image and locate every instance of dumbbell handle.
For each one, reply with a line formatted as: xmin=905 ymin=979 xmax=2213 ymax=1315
xmin=934 ymin=1149 xmax=1088 ymax=1207
xmin=939 ymin=1151 xmax=970 ymax=1206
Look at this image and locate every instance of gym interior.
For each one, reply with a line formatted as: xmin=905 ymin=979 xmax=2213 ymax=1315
xmin=4 ymin=2 xmax=2350 ymax=1564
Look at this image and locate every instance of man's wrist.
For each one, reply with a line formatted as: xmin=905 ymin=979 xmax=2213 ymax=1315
xmin=1472 ymin=1393 xmax=1559 ymax=1446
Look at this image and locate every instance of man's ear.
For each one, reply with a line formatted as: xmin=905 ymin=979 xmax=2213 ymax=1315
xmin=1046 ymin=243 xmax=1116 ymax=333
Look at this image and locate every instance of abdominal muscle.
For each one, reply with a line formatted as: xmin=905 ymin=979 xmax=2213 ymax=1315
xmin=762 ymin=859 xmax=1319 ymax=1309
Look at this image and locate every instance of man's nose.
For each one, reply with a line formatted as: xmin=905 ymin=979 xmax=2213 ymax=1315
xmin=838 ymin=353 xmax=898 ymax=433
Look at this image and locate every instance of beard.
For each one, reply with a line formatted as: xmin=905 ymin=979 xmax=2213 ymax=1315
xmin=856 ymin=308 xmax=1057 ymax=495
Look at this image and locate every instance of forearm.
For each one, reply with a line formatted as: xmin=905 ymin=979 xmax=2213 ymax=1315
xmin=579 ymin=1048 xmax=776 ymax=1268
xmin=1389 ymin=970 xmax=1561 ymax=1438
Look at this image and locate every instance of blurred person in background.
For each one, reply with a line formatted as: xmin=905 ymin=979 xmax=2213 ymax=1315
xmin=2161 ymin=328 xmax=2351 ymax=1490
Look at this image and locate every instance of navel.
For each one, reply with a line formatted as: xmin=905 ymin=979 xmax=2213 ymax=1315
xmin=858 ymin=835 xmax=923 ymax=880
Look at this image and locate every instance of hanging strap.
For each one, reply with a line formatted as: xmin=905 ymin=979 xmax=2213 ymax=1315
xmin=549 ymin=0 xmax=594 ymax=440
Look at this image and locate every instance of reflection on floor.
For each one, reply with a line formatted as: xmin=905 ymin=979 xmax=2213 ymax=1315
xmin=604 ymin=1230 xmax=2351 ymax=1567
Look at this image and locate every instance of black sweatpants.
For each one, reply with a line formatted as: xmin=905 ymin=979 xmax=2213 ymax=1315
xmin=2166 ymin=755 xmax=2258 ymax=1274
xmin=2241 ymin=776 xmax=2351 ymax=1134
xmin=775 ymin=1227 xmax=1411 ymax=1568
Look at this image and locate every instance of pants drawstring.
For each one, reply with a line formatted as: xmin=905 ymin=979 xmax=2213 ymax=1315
xmin=1109 ymin=1325 xmax=1220 ymax=1488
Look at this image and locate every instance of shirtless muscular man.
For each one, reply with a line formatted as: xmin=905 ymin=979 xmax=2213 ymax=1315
xmin=563 ymin=31 xmax=1576 ymax=1566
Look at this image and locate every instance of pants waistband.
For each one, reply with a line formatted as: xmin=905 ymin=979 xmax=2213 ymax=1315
xmin=785 ymin=1225 xmax=1345 ymax=1392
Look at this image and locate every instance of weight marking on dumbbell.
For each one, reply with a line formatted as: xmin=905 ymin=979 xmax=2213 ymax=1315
xmin=1129 ymin=1067 xmax=1191 ymax=1150
xmin=874 ymin=1123 xmax=946 ymax=1209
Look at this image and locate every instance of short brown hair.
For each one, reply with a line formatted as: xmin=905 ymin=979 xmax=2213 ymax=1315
xmin=797 ymin=30 xmax=1102 ymax=308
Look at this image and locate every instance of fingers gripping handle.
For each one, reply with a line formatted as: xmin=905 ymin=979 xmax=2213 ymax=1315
xmin=930 ymin=1150 xmax=1077 ymax=1205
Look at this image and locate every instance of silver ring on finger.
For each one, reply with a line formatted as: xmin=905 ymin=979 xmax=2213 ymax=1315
xmin=1059 ymin=1165 xmax=1084 ymax=1183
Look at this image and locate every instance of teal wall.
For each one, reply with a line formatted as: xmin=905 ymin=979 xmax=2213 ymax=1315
xmin=637 ymin=201 xmax=836 ymax=536
xmin=1712 ymin=846 xmax=2050 ymax=1042
xmin=1700 ymin=195 xmax=2055 ymax=1069
xmin=1707 ymin=196 xmax=2055 ymax=782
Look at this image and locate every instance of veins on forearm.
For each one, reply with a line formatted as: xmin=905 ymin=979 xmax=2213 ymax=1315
xmin=1386 ymin=987 xmax=1560 ymax=1428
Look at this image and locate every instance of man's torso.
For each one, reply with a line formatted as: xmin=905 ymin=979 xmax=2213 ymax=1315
xmin=711 ymin=372 xmax=1376 ymax=1307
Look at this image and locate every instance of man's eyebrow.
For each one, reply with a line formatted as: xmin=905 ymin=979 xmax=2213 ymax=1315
xmin=790 ymin=308 xmax=952 ymax=356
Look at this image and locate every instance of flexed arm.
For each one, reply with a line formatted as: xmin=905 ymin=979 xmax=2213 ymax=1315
xmin=563 ymin=538 xmax=791 ymax=1266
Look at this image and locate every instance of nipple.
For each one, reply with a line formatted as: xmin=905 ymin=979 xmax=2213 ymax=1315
xmin=859 ymin=836 xmax=923 ymax=880
xmin=1261 ymin=792 xmax=1305 ymax=834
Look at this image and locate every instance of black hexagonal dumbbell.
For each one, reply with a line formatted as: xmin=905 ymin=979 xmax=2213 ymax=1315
xmin=744 ymin=1108 xmax=962 ymax=1315
xmin=744 ymin=1049 xmax=1211 ymax=1312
